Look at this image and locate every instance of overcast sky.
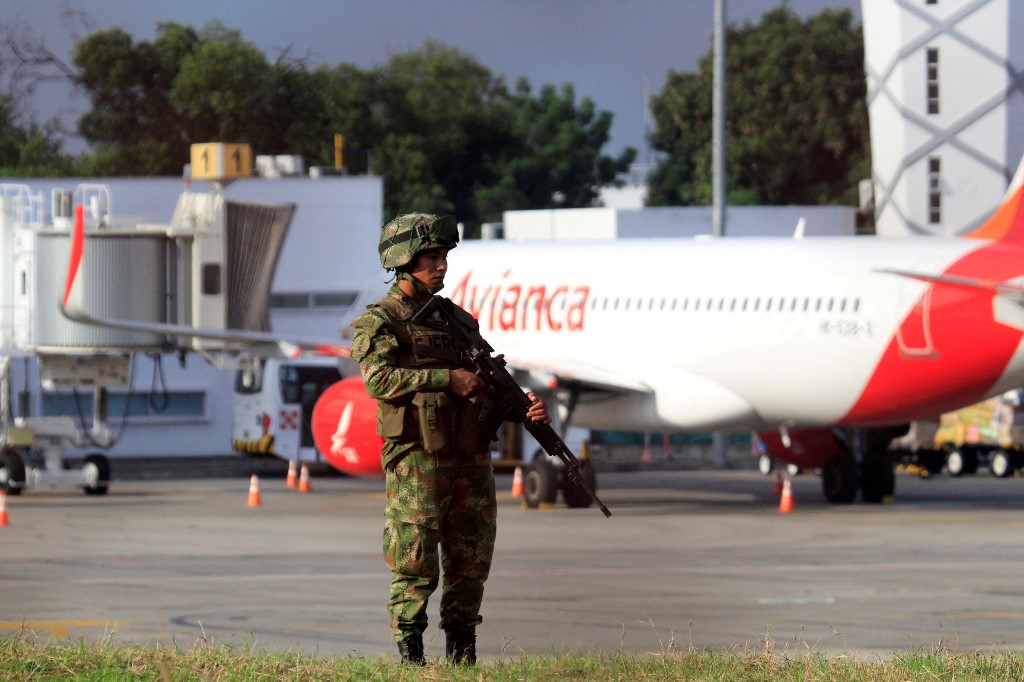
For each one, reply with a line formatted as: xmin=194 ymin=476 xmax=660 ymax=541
xmin=6 ymin=0 xmax=860 ymax=160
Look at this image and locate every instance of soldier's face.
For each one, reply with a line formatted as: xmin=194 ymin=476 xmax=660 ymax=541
xmin=410 ymin=248 xmax=449 ymax=291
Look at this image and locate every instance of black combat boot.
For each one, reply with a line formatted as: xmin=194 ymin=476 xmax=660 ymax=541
xmin=396 ymin=633 xmax=425 ymax=665
xmin=445 ymin=626 xmax=477 ymax=665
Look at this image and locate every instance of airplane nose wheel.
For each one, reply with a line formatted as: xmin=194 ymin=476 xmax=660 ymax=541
xmin=522 ymin=460 xmax=558 ymax=508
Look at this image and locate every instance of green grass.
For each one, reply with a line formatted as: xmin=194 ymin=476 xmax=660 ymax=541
xmin=4 ymin=633 xmax=1024 ymax=681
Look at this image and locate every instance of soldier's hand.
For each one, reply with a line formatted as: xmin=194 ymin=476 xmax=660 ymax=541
xmin=525 ymin=392 xmax=551 ymax=423
xmin=450 ymin=368 xmax=485 ymax=397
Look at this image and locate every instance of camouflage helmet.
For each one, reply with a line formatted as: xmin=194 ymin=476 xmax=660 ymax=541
xmin=378 ymin=213 xmax=459 ymax=270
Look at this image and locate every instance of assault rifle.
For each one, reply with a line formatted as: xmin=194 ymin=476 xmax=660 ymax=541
xmin=412 ymin=295 xmax=612 ymax=517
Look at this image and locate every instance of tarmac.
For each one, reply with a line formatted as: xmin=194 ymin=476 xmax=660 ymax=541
xmin=4 ymin=460 xmax=1024 ymax=661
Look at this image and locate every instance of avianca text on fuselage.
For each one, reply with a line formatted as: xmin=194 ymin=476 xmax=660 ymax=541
xmin=449 ymin=270 xmax=590 ymax=332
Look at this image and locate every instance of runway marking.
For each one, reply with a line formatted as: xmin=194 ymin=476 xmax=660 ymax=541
xmin=70 ymin=559 xmax=1024 ymax=587
xmin=0 ymin=620 xmax=124 ymax=638
xmin=77 ymin=572 xmax=383 ymax=586
xmin=758 ymin=597 xmax=836 ymax=605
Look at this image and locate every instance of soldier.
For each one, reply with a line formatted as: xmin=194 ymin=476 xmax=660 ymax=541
xmin=350 ymin=213 xmax=549 ymax=665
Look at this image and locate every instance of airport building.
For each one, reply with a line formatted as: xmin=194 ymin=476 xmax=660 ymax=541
xmin=862 ymin=0 xmax=1024 ymax=236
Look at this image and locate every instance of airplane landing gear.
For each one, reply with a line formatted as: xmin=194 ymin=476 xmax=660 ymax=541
xmin=861 ymin=452 xmax=895 ymax=503
xmin=522 ymin=459 xmax=558 ymax=508
xmin=820 ymin=428 xmax=898 ymax=504
xmin=822 ymin=454 xmax=857 ymax=504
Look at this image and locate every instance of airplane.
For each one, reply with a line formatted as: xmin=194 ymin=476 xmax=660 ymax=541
xmin=62 ymin=157 xmax=1024 ymax=506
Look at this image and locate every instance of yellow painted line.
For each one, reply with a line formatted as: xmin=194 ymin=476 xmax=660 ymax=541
xmin=0 ymin=621 xmax=123 ymax=638
xmin=960 ymin=611 xmax=1024 ymax=620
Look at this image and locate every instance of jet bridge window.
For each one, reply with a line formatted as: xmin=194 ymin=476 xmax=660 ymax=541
xmin=929 ymin=156 xmax=942 ymax=224
xmin=926 ymin=47 xmax=940 ymax=115
xmin=43 ymin=390 xmax=206 ymax=420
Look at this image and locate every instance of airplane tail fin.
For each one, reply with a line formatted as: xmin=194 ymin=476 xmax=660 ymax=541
xmin=966 ymin=154 xmax=1024 ymax=241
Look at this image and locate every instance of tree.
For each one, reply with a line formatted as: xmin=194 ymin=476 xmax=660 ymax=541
xmin=360 ymin=41 xmax=633 ymax=230
xmin=0 ymin=19 xmax=634 ymax=233
xmin=647 ymin=8 xmax=869 ymax=208
xmin=365 ymin=40 xmax=510 ymax=223
xmin=0 ymin=94 xmax=73 ymax=176
xmin=475 ymin=78 xmax=636 ymax=222
xmin=72 ymin=23 xmax=198 ymax=174
xmin=72 ymin=21 xmax=318 ymax=175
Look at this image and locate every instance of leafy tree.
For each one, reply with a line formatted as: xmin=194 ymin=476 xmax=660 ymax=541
xmin=364 ymin=40 xmax=510 ymax=223
xmin=0 ymin=20 xmax=635 ymax=234
xmin=475 ymin=79 xmax=636 ymax=221
xmin=0 ymin=94 xmax=73 ymax=176
xmin=73 ymin=23 xmax=199 ymax=175
xmin=647 ymin=8 xmax=868 ymax=208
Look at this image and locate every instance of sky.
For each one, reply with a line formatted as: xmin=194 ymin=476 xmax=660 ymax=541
xmin=6 ymin=0 xmax=861 ymax=161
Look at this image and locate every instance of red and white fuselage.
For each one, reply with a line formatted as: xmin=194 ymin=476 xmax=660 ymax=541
xmin=444 ymin=233 xmax=1024 ymax=434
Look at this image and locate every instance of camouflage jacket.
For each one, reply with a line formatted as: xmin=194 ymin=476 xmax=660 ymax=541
xmin=350 ymin=284 xmax=491 ymax=469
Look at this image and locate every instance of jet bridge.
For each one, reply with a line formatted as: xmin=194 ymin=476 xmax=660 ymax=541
xmin=0 ymin=156 xmax=295 ymax=494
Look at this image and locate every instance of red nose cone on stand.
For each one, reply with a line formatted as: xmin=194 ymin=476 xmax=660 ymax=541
xmin=312 ymin=377 xmax=384 ymax=477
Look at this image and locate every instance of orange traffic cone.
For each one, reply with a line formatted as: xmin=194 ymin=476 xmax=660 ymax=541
xmin=0 ymin=491 xmax=8 ymax=527
xmin=286 ymin=460 xmax=298 ymax=489
xmin=772 ymin=471 xmax=783 ymax=496
xmin=511 ymin=466 xmax=524 ymax=498
xmin=779 ymin=476 xmax=795 ymax=513
xmin=298 ymin=464 xmax=311 ymax=493
xmin=247 ymin=474 xmax=262 ymax=507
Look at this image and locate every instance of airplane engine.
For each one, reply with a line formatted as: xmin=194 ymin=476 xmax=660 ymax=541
xmin=311 ymin=377 xmax=384 ymax=477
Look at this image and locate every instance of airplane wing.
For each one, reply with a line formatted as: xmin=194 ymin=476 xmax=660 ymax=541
xmin=502 ymin=352 xmax=652 ymax=393
xmin=876 ymin=267 xmax=1024 ymax=300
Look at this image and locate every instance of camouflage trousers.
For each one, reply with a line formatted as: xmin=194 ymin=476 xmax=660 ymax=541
xmin=383 ymin=449 xmax=497 ymax=640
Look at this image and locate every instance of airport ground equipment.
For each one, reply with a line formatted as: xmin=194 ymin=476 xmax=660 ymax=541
xmin=889 ymin=390 xmax=1024 ymax=478
xmin=0 ymin=154 xmax=297 ymax=494
xmin=231 ymin=357 xmax=342 ymax=464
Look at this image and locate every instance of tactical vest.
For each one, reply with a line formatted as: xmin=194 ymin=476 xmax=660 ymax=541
xmin=374 ymin=295 xmax=499 ymax=463
xmin=376 ymin=295 xmax=480 ymax=369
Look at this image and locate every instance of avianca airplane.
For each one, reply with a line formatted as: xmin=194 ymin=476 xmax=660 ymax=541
xmin=63 ymin=158 xmax=1024 ymax=504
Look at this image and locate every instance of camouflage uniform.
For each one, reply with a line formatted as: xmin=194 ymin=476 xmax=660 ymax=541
xmin=351 ymin=282 xmax=499 ymax=653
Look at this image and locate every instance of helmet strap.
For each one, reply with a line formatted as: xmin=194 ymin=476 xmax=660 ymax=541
xmin=396 ymin=270 xmax=442 ymax=296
